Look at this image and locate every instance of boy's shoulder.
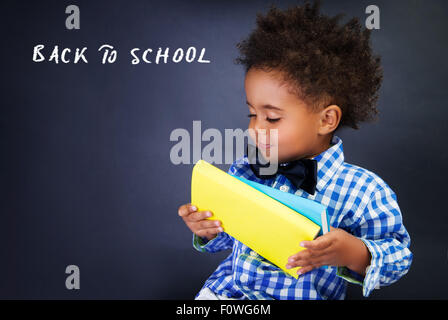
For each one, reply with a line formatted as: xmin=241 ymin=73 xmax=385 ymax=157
xmin=338 ymin=160 xmax=395 ymax=196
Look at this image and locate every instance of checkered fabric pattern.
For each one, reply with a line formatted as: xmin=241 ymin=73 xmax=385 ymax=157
xmin=192 ymin=135 xmax=413 ymax=299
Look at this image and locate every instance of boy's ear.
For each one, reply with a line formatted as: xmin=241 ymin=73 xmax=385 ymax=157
xmin=318 ymin=105 xmax=342 ymax=135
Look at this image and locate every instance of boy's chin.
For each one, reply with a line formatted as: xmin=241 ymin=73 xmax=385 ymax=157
xmin=258 ymin=149 xmax=281 ymax=164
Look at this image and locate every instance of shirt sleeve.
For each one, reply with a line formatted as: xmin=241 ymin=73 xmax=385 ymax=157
xmin=191 ymin=161 xmax=240 ymax=253
xmin=336 ymin=184 xmax=413 ymax=297
xmin=192 ymin=232 xmax=234 ymax=253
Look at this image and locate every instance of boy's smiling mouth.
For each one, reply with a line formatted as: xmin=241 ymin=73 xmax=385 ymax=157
xmin=258 ymin=142 xmax=272 ymax=150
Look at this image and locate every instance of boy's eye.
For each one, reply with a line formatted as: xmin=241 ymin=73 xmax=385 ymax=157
xmin=247 ymin=114 xmax=280 ymax=123
xmin=266 ymin=117 xmax=280 ymax=123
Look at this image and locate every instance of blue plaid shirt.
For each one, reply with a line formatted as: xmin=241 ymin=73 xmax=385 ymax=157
xmin=192 ymin=135 xmax=413 ymax=299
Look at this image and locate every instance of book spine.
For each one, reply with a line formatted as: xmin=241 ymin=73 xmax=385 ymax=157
xmin=321 ymin=209 xmax=329 ymax=234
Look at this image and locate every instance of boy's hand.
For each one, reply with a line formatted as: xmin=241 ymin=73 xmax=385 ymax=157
xmin=178 ymin=203 xmax=223 ymax=241
xmin=286 ymin=227 xmax=371 ymax=276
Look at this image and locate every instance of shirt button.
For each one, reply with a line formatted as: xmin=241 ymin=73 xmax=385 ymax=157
xmin=279 ymin=185 xmax=289 ymax=192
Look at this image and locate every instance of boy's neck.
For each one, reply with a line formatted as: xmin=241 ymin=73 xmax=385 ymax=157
xmin=303 ymin=134 xmax=334 ymax=160
xmin=275 ymin=134 xmax=335 ymax=164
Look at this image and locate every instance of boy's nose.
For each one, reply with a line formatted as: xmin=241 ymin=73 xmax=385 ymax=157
xmin=255 ymin=130 xmax=270 ymax=144
xmin=249 ymin=125 xmax=272 ymax=144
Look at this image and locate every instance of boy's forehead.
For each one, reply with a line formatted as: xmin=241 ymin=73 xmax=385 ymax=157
xmin=245 ymin=67 xmax=286 ymax=87
xmin=245 ymin=68 xmax=305 ymax=110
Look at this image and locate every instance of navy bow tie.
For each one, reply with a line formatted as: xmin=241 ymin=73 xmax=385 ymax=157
xmin=246 ymin=143 xmax=318 ymax=195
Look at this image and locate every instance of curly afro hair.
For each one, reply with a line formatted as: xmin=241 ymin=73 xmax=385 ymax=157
xmin=234 ymin=0 xmax=383 ymax=131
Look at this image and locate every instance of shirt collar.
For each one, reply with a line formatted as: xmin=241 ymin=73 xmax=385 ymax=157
xmin=243 ymin=134 xmax=345 ymax=193
xmin=310 ymin=134 xmax=345 ymax=192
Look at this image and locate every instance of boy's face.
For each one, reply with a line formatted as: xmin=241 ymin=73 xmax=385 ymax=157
xmin=244 ymin=67 xmax=329 ymax=163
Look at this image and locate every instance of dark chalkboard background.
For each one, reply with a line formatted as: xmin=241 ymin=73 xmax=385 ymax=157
xmin=1 ymin=0 xmax=447 ymax=299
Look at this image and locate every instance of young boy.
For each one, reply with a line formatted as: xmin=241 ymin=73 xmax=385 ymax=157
xmin=178 ymin=1 xmax=412 ymax=299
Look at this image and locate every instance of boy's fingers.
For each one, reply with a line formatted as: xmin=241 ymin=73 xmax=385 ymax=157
xmin=189 ymin=210 xmax=213 ymax=222
xmin=288 ymin=249 xmax=310 ymax=262
xmin=287 ymin=253 xmax=327 ymax=269
xmin=195 ymin=229 xmax=208 ymax=237
xmin=297 ymin=265 xmax=316 ymax=276
xmin=286 ymin=259 xmax=311 ymax=269
xmin=178 ymin=204 xmax=197 ymax=217
xmin=198 ymin=220 xmax=221 ymax=230
xmin=196 ymin=227 xmax=222 ymax=238
xmin=177 ymin=205 xmax=187 ymax=217
xmin=301 ymin=236 xmax=332 ymax=250
xmin=211 ymin=227 xmax=223 ymax=234
xmin=288 ymin=240 xmax=333 ymax=262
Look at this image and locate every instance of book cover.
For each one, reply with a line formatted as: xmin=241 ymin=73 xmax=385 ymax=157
xmin=191 ymin=159 xmax=323 ymax=278
xmin=232 ymin=175 xmax=330 ymax=236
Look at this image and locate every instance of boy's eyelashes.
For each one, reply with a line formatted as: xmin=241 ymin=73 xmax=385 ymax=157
xmin=247 ymin=114 xmax=281 ymax=123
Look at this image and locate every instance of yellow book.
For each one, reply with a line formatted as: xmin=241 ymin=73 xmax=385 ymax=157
xmin=191 ymin=159 xmax=321 ymax=279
